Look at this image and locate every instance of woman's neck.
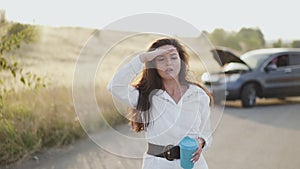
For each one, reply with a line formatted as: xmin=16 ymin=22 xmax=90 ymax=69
xmin=162 ymin=79 xmax=188 ymax=104
xmin=162 ymin=79 xmax=181 ymax=95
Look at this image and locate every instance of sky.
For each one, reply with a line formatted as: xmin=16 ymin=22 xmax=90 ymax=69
xmin=1 ymin=0 xmax=299 ymax=41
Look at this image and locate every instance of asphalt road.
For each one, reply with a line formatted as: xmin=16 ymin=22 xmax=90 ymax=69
xmin=9 ymin=98 xmax=300 ymax=169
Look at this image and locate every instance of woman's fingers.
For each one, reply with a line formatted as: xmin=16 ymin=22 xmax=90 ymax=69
xmin=191 ymin=147 xmax=202 ymax=163
xmin=139 ymin=46 xmax=177 ymax=62
xmin=155 ymin=46 xmax=176 ymax=55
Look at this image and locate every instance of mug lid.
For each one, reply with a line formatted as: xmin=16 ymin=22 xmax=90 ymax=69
xmin=179 ymin=136 xmax=198 ymax=150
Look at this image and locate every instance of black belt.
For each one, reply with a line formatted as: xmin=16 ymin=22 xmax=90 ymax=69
xmin=147 ymin=143 xmax=180 ymax=161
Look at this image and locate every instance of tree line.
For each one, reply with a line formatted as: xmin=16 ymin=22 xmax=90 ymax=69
xmin=204 ymin=28 xmax=300 ymax=52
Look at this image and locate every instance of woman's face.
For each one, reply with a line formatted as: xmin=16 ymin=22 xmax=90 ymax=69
xmin=154 ymin=45 xmax=181 ymax=81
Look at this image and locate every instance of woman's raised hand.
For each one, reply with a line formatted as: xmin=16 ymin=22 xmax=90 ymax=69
xmin=139 ymin=46 xmax=176 ymax=62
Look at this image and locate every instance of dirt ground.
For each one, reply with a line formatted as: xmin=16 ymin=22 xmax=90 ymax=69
xmin=7 ymin=98 xmax=300 ymax=169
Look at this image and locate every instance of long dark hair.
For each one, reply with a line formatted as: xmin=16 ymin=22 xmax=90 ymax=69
xmin=128 ymin=38 xmax=212 ymax=132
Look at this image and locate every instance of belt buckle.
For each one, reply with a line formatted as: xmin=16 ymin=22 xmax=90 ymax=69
xmin=163 ymin=144 xmax=174 ymax=161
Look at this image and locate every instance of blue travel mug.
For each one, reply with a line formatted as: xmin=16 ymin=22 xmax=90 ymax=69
xmin=179 ymin=136 xmax=199 ymax=169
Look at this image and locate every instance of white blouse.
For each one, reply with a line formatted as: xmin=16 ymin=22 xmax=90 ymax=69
xmin=108 ymin=55 xmax=212 ymax=169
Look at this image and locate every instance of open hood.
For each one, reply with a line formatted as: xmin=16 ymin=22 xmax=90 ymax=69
xmin=211 ymin=47 xmax=251 ymax=70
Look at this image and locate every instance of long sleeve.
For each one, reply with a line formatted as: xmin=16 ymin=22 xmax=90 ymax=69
xmin=107 ymin=55 xmax=144 ymax=108
xmin=198 ymin=93 xmax=212 ymax=151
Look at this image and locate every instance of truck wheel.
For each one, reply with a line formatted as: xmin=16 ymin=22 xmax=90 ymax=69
xmin=241 ymin=84 xmax=256 ymax=108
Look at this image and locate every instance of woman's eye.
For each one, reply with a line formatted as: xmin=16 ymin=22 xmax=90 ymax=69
xmin=157 ymin=58 xmax=164 ymax=61
xmin=171 ymin=55 xmax=178 ymax=59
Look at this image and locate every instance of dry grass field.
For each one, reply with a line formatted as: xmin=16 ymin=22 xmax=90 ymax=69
xmin=22 ymin=25 xmax=220 ymax=131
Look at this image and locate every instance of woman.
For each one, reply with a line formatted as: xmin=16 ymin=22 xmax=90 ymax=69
xmin=108 ymin=38 xmax=212 ymax=169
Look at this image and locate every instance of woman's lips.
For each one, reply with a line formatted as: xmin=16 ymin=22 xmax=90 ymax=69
xmin=165 ymin=68 xmax=173 ymax=73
